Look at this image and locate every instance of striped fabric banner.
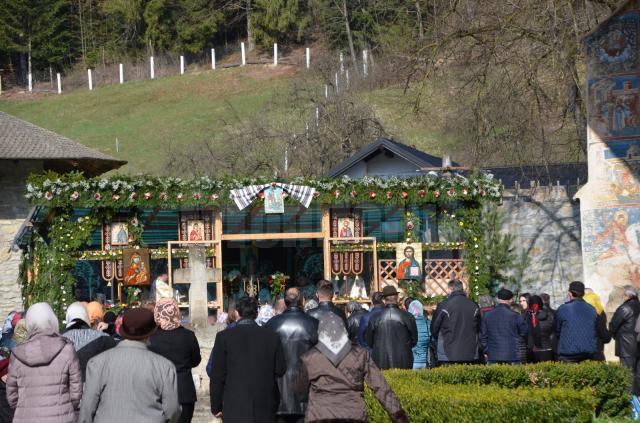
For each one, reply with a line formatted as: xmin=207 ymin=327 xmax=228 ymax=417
xmin=230 ymin=183 xmax=316 ymax=210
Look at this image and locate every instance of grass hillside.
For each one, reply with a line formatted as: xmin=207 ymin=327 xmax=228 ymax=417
xmin=0 ymin=65 xmax=452 ymax=175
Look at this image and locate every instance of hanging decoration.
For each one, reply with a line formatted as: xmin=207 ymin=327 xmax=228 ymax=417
xmin=231 ymin=182 xmax=316 ymax=210
xmin=25 ymin=172 xmax=502 ymax=210
xmin=331 ymin=210 xmax=363 ymax=277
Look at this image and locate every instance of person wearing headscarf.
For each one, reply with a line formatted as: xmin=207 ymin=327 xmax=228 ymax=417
xmin=256 ymin=304 xmax=275 ymax=326
xmin=525 ymin=295 xmax=555 ymax=362
xmin=7 ymin=302 xmax=82 ymax=423
xmin=62 ymin=302 xmax=117 ymax=381
xmin=408 ymin=300 xmax=430 ymax=369
xmin=10 ymin=319 xmax=27 ymax=347
xmin=149 ymin=298 xmax=201 ymax=423
xmin=86 ymin=301 xmax=104 ymax=328
xmin=296 ymin=313 xmax=408 ymax=423
xmin=583 ymin=288 xmax=611 ymax=361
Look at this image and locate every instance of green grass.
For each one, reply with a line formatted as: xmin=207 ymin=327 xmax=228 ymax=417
xmin=0 ymin=66 xmax=455 ymax=175
xmin=0 ymin=67 xmax=289 ymax=175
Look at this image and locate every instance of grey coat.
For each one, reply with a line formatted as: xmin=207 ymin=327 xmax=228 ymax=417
xmin=7 ymin=334 xmax=82 ymax=423
xmin=79 ymin=340 xmax=180 ymax=423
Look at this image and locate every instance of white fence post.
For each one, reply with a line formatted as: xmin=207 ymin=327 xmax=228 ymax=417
xmin=362 ymin=50 xmax=368 ymax=76
xmin=340 ymin=52 xmax=344 ymax=73
xmin=324 ymin=84 xmax=328 ymax=98
xmin=56 ymin=73 xmax=61 ymax=94
xmin=119 ymin=63 xmax=124 ymax=84
xmin=150 ymin=56 xmax=155 ymax=79
xmin=274 ymin=43 xmax=278 ymax=66
xmin=346 ymin=69 xmax=350 ymax=87
xmin=241 ymin=42 xmax=246 ymax=66
xmin=306 ymin=48 xmax=310 ymax=69
xmin=180 ymin=55 xmax=185 ymax=75
xmin=28 ymin=73 xmax=32 ymax=92
xmin=87 ymin=69 xmax=93 ymax=90
xmin=335 ymin=72 xmax=339 ymax=93
xmin=211 ymin=49 xmax=216 ymax=70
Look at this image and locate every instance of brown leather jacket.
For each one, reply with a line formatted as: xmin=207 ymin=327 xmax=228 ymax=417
xmin=297 ymin=344 xmax=408 ymax=423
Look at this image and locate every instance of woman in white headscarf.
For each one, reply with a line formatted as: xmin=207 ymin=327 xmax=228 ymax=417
xmin=6 ymin=302 xmax=82 ymax=423
xmin=296 ymin=313 xmax=409 ymax=423
xmin=62 ymin=302 xmax=116 ymax=381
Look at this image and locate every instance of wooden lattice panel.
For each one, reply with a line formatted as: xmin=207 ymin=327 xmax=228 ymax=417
xmin=378 ymin=259 xmax=397 ymax=287
xmin=424 ymin=259 xmax=466 ymax=296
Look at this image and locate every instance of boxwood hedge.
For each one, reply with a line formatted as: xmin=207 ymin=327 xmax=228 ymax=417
xmin=367 ymin=362 xmax=630 ymax=421
xmin=365 ymin=377 xmax=595 ymax=422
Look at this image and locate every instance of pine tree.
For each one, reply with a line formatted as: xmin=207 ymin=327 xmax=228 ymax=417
xmin=252 ymin=0 xmax=311 ymax=48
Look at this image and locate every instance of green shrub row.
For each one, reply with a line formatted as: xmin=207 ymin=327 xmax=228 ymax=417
xmin=365 ymin=376 xmax=596 ymax=422
xmin=381 ymin=362 xmax=631 ymax=418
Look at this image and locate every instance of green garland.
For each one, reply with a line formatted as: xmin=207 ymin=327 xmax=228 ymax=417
xmin=21 ymin=208 xmax=99 ymax=319
xmin=25 ymin=171 xmax=502 ymax=209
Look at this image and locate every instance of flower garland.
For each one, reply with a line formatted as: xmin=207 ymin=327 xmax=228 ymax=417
xmin=268 ymin=272 xmax=288 ymax=297
xmin=404 ymin=211 xmax=420 ymax=243
xmin=80 ymin=247 xmax=216 ymax=261
xmin=330 ymin=241 xmax=465 ymax=253
xmin=25 ymin=171 xmax=502 ymax=209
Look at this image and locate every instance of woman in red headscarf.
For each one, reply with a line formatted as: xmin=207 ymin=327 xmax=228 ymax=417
xmin=526 ymin=295 xmax=556 ymax=362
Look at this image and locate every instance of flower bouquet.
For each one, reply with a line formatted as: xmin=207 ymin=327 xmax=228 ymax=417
xmin=268 ymin=272 xmax=288 ymax=297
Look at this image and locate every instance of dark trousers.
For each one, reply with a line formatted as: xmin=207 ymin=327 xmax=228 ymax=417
xmin=276 ymin=415 xmax=305 ymax=423
xmin=179 ymin=402 xmax=195 ymax=423
xmin=558 ymin=353 xmax=594 ymax=363
xmin=620 ymin=356 xmax=640 ymax=396
xmin=532 ymin=349 xmax=555 ymax=363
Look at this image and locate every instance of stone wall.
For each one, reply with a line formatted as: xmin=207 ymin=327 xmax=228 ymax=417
xmin=500 ymin=185 xmax=583 ymax=308
xmin=0 ymin=160 xmax=43 ymax=317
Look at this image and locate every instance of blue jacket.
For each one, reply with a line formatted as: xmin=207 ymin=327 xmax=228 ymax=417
xmin=412 ymin=316 xmax=430 ymax=366
xmin=555 ymin=298 xmax=597 ymax=357
xmin=357 ymin=305 xmax=384 ymax=349
xmin=480 ymin=304 xmax=528 ymax=362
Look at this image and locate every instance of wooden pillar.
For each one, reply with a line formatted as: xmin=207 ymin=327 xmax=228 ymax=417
xmin=321 ymin=206 xmax=331 ymax=280
xmin=372 ymin=238 xmax=379 ymax=292
xmin=214 ymin=209 xmax=223 ymax=308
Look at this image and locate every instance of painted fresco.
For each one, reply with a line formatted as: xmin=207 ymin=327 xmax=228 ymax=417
xmin=583 ymin=206 xmax=640 ymax=308
xmin=583 ymin=139 xmax=640 ymax=206
xmin=585 ymin=12 xmax=639 ymax=78
xmin=580 ymin=4 xmax=640 ymax=314
xmin=588 ymin=76 xmax=640 ymax=138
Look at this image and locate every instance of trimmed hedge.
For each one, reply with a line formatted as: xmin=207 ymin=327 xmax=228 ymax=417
xmin=365 ymin=376 xmax=595 ymax=422
xmin=374 ymin=362 xmax=630 ymax=419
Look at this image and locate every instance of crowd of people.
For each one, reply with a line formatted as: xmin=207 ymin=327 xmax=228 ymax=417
xmin=0 ymin=277 xmax=638 ymax=422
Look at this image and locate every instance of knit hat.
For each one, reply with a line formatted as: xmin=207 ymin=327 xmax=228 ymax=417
xmin=120 ymin=308 xmax=157 ymax=340
xmin=497 ymin=288 xmax=514 ymax=301
xmin=154 ymin=298 xmax=181 ymax=331
xmin=569 ymin=281 xmax=585 ymax=296
xmin=86 ymin=302 xmax=104 ymax=325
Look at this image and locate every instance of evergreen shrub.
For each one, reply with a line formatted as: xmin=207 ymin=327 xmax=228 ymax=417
xmin=368 ymin=362 xmax=630 ymax=420
xmin=365 ymin=377 xmax=595 ymax=422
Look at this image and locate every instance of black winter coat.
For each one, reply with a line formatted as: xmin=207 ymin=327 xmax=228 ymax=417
xmin=347 ymin=309 xmax=368 ymax=341
xmin=148 ymin=326 xmax=202 ymax=404
xmin=431 ymin=291 xmax=481 ymax=363
xmin=307 ymin=301 xmax=348 ymax=327
xmin=62 ymin=322 xmax=117 ymax=381
xmin=610 ymin=298 xmax=640 ymax=358
xmin=210 ymin=319 xmax=286 ymax=423
xmin=265 ymin=307 xmax=318 ymax=417
xmin=365 ymin=304 xmax=418 ymax=369
xmin=529 ymin=309 xmax=555 ymax=351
